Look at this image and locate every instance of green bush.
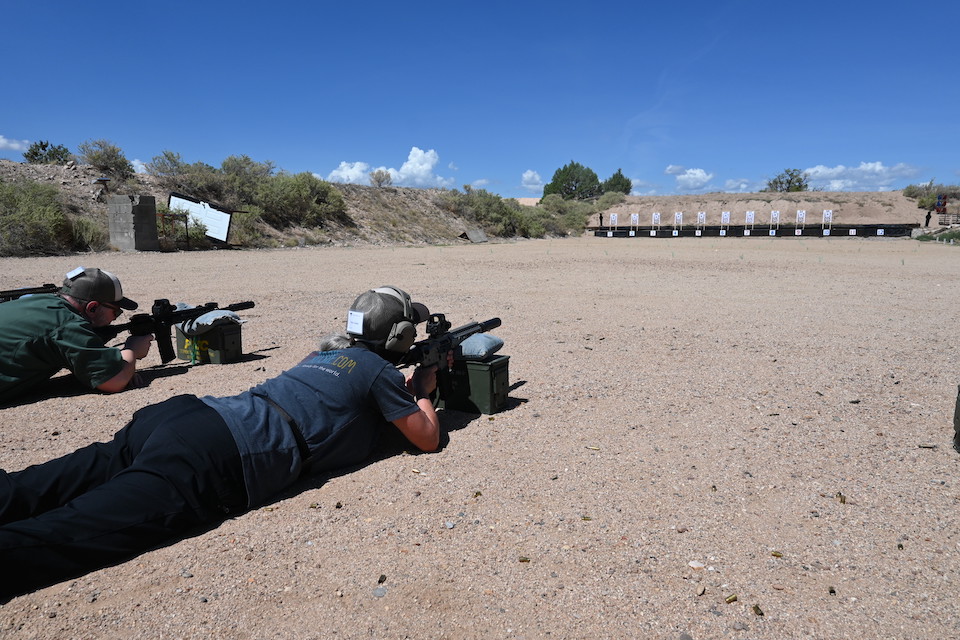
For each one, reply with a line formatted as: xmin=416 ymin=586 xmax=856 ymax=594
xmin=221 ymin=155 xmax=275 ymax=208
xmin=255 ymin=172 xmax=345 ymax=228
xmin=23 ymin=140 xmax=72 ymax=165
xmin=903 ymin=180 xmax=960 ymax=210
xmin=596 ymin=191 xmax=626 ymax=209
xmin=0 ymin=179 xmax=74 ymax=256
xmin=78 ymin=139 xmax=134 ymax=179
xmin=228 ymin=205 xmax=266 ymax=246
xmin=441 ymin=188 xmax=543 ymax=237
xmin=70 ymin=216 xmax=109 ymax=251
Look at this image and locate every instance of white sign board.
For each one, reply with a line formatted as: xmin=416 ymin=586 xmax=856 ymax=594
xmin=697 ymin=211 xmax=706 ymax=225
xmin=652 ymin=212 xmax=661 ymax=225
xmin=745 ymin=210 xmax=755 ymax=224
xmin=770 ymin=210 xmax=780 ymax=225
xmin=610 ymin=213 xmax=618 ymax=226
xmin=721 ymin=211 xmax=730 ymax=225
xmin=796 ymin=209 xmax=806 ymax=224
xmin=630 ymin=213 xmax=639 ymax=226
xmin=674 ymin=212 xmax=683 ymax=225
xmin=168 ymin=194 xmax=232 ymax=242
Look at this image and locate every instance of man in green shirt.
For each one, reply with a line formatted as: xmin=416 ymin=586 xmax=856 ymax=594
xmin=0 ymin=267 xmax=154 ymax=404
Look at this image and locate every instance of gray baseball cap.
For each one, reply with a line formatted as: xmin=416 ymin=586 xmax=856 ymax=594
xmin=60 ymin=267 xmax=138 ymax=310
xmin=345 ymin=286 xmax=428 ymax=342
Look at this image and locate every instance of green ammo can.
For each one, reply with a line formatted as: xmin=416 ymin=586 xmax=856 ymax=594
xmin=439 ymin=354 xmax=510 ymax=414
xmin=175 ymin=324 xmax=243 ymax=364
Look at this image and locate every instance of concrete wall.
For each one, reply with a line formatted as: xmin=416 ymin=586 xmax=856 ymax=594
xmin=108 ymin=195 xmax=159 ymax=252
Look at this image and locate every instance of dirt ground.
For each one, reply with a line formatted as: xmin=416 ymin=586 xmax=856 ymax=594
xmin=1 ymin=235 xmax=958 ymax=639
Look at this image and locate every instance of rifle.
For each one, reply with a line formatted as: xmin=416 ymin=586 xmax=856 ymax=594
xmin=98 ymin=299 xmax=255 ymax=363
xmin=0 ymin=284 xmax=58 ymax=303
xmin=397 ymin=313 xmax=501 ymax=403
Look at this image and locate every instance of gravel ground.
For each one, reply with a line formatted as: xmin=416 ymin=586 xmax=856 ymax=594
xmin=1 ymin=236 xmax=958 ymax=639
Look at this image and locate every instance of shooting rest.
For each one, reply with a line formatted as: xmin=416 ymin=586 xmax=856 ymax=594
xmin=175 ymin=324 xmax=243 ymax=364
xmin=439 ymin=354 xmax=510 ymax=414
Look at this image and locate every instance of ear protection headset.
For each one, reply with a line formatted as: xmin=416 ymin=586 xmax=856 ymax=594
xmin=374 ymin=286 xmax=417 ymax=353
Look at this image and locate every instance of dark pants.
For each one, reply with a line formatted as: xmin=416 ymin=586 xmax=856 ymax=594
xmin=0 ymin=395 xmax=247 ymax=601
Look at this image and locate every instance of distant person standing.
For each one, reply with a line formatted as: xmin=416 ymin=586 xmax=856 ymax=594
xmin=0 ymin=267 xmax=153 ymax=404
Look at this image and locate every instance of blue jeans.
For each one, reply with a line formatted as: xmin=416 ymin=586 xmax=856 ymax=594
xmin=0 ymin=395 xmax=246 ymax=601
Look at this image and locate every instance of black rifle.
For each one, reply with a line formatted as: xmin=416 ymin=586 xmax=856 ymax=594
xmin=98 ymin=299 xmax=255 ymax=364
xmin=397 ymin=313 xmax=501 ymax=402
xmin=0 ymin=284 xmax=58 ymax=303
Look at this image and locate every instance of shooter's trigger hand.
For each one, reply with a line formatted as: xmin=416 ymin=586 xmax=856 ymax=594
xmin=446 ymin=350 xmax=454 ymax=371
xmin=408 ymin=364 xmax=439 ymax=398
xmin=124 ymin=334 xmax=154 ymax=360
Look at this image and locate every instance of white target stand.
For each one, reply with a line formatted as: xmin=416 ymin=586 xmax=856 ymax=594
xmin=607 ymin=213 xmax=618 ymax=237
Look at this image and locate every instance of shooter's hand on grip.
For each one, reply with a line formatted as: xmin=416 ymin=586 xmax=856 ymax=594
xmin=123 ymin=333 xmax=154 ymax=360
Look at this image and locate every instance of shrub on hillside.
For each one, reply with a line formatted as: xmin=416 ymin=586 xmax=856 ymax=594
xmin=23 ymin=140 xmax=73 ymax=165
xmin=0 ymin=179 xmax=75 ymax=256
xmin=255 ymin=172 xmax=346 ymax=228
xmin=903 ymin=181 xmax=960 ymax=210
xmin=539 ymin=193 xmax=594 ymax=232
xmin=227 ymin=205 xmax=267 ymax=246
xmin=596 ymin=191 xmax=626 ymax=209
xmin=78 ymin=139 xmax=134 ymax=179
xmin=441 ymin=187 xmax=545 ymax=237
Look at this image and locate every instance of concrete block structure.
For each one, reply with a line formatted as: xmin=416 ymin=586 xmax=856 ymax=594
xmin=107 ymin=195 xmax=160 ymax=251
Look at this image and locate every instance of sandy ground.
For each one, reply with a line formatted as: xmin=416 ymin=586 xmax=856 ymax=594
xmin=1 ymin=235 xmax=958 ymax=639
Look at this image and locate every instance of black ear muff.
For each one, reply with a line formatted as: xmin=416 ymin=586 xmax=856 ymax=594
xmin=375 ymin=286 xmax=416 ymax=353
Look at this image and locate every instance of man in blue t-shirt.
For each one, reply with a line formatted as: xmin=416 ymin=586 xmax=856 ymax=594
xmin=0 ymin=286 xmax=446 ymax=601
xmin=0 ymin=266 xmax=154 ymax=404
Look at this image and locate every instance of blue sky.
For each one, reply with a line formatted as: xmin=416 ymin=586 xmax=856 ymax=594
xmin=2 ymin=1 xmax=957 ymax=199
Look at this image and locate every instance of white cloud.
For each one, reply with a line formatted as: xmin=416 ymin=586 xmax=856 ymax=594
xmin=665 ymin=165 xmax=714 ymax=191
xmin=132 ymin=159 xmax=148 ymax=174
xmin=521 ymin=170 xmax=543 ymax=192
xmin=630 ymin=179 xmax=659 ymax=196
xmin=326 ymin=161 xmax=372 ymax=183
xmin=724 ymin=178 xmax=753 ymax=192
xmin=326 ymin=147 xmax=454 ymax=189
xmin=803 ymin=161 xmax=919 ymax=191
xmin=0 ymin=135 xmax=29 ymax=152
xmin=471 ymin=178 xmax=489 ymax=188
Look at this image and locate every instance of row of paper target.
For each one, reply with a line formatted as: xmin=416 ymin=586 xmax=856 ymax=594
xmin=605 ymin=227 xmax=889 ymax=237
xmin=609 ymin=210 xmax=833 ymax=227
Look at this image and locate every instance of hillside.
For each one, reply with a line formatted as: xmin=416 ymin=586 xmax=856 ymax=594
xmin=0 ymin=159 xmax=936 ymax=251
